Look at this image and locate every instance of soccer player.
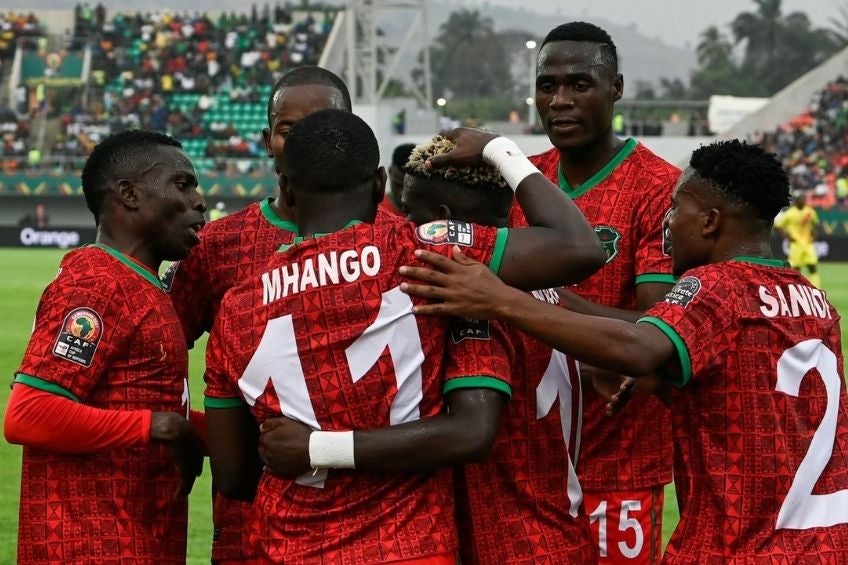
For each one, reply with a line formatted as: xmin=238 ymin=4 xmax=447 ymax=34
xmin=203 ymin=110 xmax=605 ymax=562
xmin=400 ymin=139 xmax=848 ymax=562
xmin=381 ymin=142 xmax=417 ymax=216
xmin=4 ymin=130 xmax=206 ymax=564
xmin=774 ymin=191 xmax=821 ymax=288
xmin=523 ymin=21 xmax=680 ymax=561
xmin=162 ymin=66 xmax=352 ymax=564
xmin=257 ymin=135 xmax=596 ymax=563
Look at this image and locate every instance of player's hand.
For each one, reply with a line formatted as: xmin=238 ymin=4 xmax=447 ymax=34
xmin=258 ymin=417 xmax=312 ymax=479
xmin=605 ymin=377 xmax=637 ymax=416
xmin=426 ymin=128 xmax=499 ymax=169
xmin=400 ymin=247 xmax=521 ymax=319
xmin=150 ymin=412 xmax=204 ymax=499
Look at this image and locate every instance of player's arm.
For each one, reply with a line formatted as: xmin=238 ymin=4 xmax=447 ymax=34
xmin=206 ymin=404 xmax=262 ymax=501
xmin=401 ymin=248 xmax=677 ymax=377
xmin=258 ymin=387 xmax=505 ymax=478
xmin=556 ymin=282 xmax=673 ymax=323
xmin=432 ymin=128 xmax=605 ymax=290
xmin=4 ymin=383 xmax=203 ymax=497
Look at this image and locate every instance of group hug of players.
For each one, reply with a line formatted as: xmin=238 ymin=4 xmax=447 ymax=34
xmin=6 ymin=20 xmax=848 ymax=565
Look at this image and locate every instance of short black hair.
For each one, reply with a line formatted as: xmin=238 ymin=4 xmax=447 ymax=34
xmin=267 ymin=66 xmax=352 ymax=123
xmin=541 ymin=22 xmax=618 ymax=74
xmin=80 ymin=129 xmax=182 ymax=223
xmin=689 ymin=139 xmax=790 ymax=227
xmin=283 ymin=109 xmax=379 ymax=192
xmin=391 ymin=143 xmax=416 ymax=169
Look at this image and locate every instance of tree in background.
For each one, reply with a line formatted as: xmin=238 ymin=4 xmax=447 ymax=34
xmin=689 ymin=0 xmax=843 ymax=98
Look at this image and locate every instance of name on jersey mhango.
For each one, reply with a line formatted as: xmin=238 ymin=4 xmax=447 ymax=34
xmin=262 ymin=246 xmax=381 ymax=305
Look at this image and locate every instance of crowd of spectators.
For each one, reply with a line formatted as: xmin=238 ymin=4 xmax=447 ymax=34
xmin=0 ymin=107 xmax=32 ymax=172
xmin=0 ymin=12 xmax=43 ymax=64
xmin=754 ymin=77 xmax=848 ymax=208
xmin=43 ymin=4 xmax=336 ymax=173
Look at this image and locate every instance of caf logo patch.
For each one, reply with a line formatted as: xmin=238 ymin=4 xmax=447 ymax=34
xmin=665 ymin=276 xmax=701 ymax=308
xmin=450 ymin=317 xmax=491 ymax=343
xmin=53 ymin=307 xmax=103 ymax=367
xmin=416 ymin=220 xmax=474 ymax=246
xmin=595 ymin=225 xmax=621 ymax=263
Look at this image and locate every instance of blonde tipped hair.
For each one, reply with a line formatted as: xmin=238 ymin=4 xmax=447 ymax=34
xmin=404 ymin=135 xmax=508 ymax=190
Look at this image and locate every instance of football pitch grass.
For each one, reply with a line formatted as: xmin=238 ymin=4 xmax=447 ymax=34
xmin=0 ymin=247 xmax=846 ymax=563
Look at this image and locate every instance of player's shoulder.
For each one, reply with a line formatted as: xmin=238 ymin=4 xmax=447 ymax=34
xmin=529 ymin=146 xmax=559 ymax=170
xmin=627 ymin=143 xmax=682 ymax=187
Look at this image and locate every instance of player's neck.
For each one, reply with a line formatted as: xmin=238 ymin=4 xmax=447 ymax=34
xmin=557 ymin=131 xmax=625 ymax=188
xmin=714 ymin=237 xmax=774 ymax=264
xmin=95 ymin=230 xmax=160 ymax=273
xmin=295 ymin=195 xmax=378 ymax=237
xmin=271 ymin=196 xmax=296 ymax=222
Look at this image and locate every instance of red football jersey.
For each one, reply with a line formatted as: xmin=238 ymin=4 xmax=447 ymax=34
xmin=163 ymin=197 xmax=298 ymax=561
xmin=452 ymin=289 xmax=596 ymax=564
xmin=522 ymin=141 xmax=679 ymax=491
xmin=14 ymin=244 xmax=189 ymax=564
xmin=639 ymin=258 xmax=848 ymax=561
xmin=205 ymin=214 xmax=510 ymax=563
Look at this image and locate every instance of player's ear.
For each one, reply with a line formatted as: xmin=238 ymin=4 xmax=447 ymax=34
xmin=373 ymin=166 xmax=387 ymax=204
xmin=613 ymin=74 xmax=623 ymax=102
xmin=116 ymin=178 xmax=140 ymax=211
xmin=280 ymin=173 xmax=295 ymax=207
xmin=438 ymin=203 xmax=452 ymax=219
xmin=701 ymin=207 xmax=720 ymax=238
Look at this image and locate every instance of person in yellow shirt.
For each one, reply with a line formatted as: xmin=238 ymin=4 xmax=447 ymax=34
xmin=774 ymin=192 xmax=821 ymax=287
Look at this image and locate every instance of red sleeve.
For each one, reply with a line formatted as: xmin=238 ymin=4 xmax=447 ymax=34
xmin=413 ymin=220 xmax=508 ymax=272
xmin=203 ymin=302 xmax=246 ymax=407
xmin=634 ymin=160 xmax=678 ymax=282
xmin=3 ymin=383 xmax=151 ymax=452
xmin=443 ymin=318 xmax=513 ymax=398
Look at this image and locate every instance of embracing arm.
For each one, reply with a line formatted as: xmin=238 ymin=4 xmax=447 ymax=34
xmin=429 ymin=130 xmax=605 ymax=290
xmin=557 ymin=282 xmax=673 ymax=322
xmin=258 ymin=388 xmax=505 ymax=478
xmin=206 ymin=405 xmax=263 ymax=501
xmin=402 ymin=248 xmax=677 ymax=377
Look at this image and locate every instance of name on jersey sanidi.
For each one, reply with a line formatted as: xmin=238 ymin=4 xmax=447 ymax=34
xmin=262 ymin=246 xmax=381 ymax=304
xmin=758 ymin=283 xmax=832 ymax=319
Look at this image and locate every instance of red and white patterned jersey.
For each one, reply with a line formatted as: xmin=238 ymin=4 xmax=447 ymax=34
xmin=205 ymin=214 xmax=510 ymax=563
xmin=163 ymin=197 xmax=299 ymax=346
xmin=639 ymin=257 xmax=848 ymax=562
xmin=521 ymin=141 xmax=679 ymax=491
xmin=452 ymin=288 xmax=596 ymax=564
xmin=162 ymin=197 xmax=297 ymax=561
xmin=15 ymin=244 xmax=189 ymax=564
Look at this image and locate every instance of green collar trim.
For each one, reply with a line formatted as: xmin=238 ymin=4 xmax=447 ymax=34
xmin=260 ymin=198 xmax=299 ymax=234
xmin=732 ymin=256 xmax=787 ymax=268
xmin=558 ymin=138 xmax=637 ymax=198
xmin=94 ymin=243 xmax=163 ymax=289
xmin=279 ymin=220 xmax=364 ymax=251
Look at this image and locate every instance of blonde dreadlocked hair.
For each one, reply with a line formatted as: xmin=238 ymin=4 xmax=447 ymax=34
xmin=403 ymin=135 xmax=508 ymax=190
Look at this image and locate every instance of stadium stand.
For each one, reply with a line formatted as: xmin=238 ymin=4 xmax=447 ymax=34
xmin=755 ymin=77 xmax=848 ymax=208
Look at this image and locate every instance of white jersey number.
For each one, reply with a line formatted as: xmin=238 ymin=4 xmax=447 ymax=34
xmin=238 ymin=286 xmax=425 ymax=487
xmin=536 ymin=350 xmax=583 ymax=516
xmin=775 ymin=339 xmax=848 ymax=529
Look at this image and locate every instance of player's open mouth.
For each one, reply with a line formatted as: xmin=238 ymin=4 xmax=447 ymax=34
xmin=188 ymin=222 xmax=204 ymax=241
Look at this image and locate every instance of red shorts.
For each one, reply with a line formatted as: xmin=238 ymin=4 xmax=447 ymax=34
xmin=585 ymin=488 xmax=663 ymax=564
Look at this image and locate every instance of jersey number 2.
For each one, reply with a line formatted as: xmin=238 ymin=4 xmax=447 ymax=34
xmin=775 ymin=339 xmax=848 ymax=529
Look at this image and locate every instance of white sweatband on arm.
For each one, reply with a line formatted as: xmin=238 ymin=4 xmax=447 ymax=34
xmin=309 ymin=430 xmax=355 ymax=469
xmin=481 ymin=136 xmax=540 ymax=191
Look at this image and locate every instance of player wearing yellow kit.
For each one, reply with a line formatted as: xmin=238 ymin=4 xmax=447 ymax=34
xmin=774 ymin=192 xmax=821 ymax=287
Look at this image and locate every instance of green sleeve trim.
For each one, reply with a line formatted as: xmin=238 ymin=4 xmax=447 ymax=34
xmin=14 ymin=373 xmax=81 ymax=402
xmin=204 ymin=396 xmax=247 ymax=409
xmin=488 ymin=228 xmax=509 ymax=275
xmin=635 ymin=273 xmax=677 ymax=285
xmin=443 ymin=375 xmax=512 ymax=398
xmin=636 ymin=316 xmax=693 ymax=387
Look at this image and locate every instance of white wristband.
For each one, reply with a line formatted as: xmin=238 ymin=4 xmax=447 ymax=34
xmin=481 ymin=136 xmax=539 ymax=191
xmin=309 ymin=430 xmax=355 ymax=469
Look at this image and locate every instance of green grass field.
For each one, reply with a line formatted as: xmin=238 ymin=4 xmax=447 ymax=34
xmin=0 ymin=248 xmax=846 ymax=563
